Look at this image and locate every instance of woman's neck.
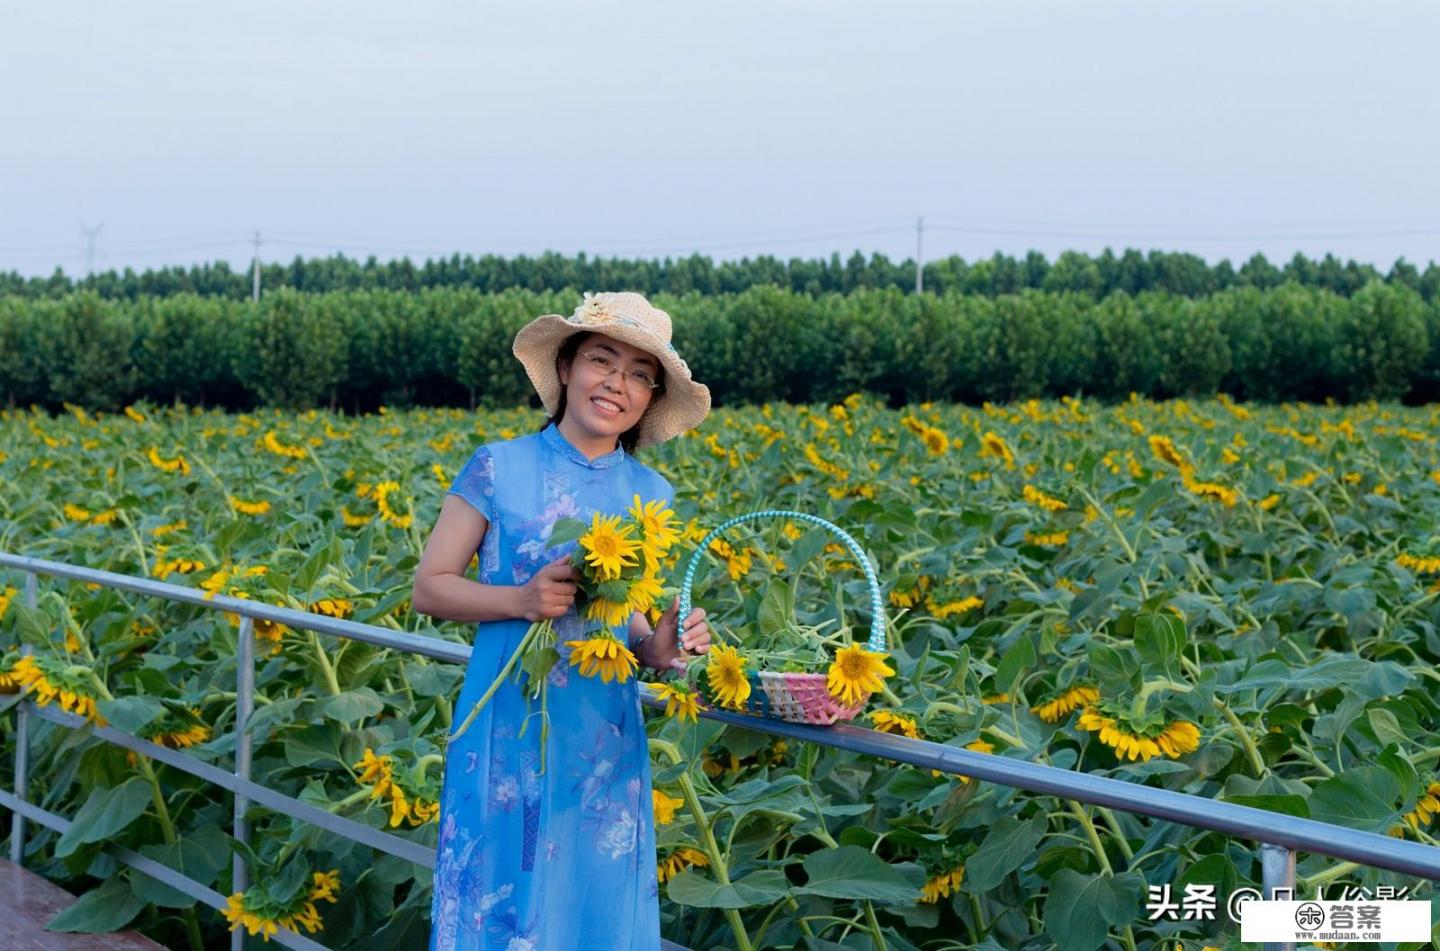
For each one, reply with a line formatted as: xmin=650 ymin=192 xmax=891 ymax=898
xmin=556 ymin=415 xmax=621 ymax=460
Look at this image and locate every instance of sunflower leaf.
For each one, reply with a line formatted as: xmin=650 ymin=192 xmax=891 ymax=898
xmin=546 ymin=518 xmax=586 ymax=547
xmin=794 ymin=845 xmax=919 ymax=903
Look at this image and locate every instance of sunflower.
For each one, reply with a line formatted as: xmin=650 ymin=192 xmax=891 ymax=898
xmin=1148 ymin=434 xmax=1187 ymax=469
xmin=920 ymin=865 xmax=965 ymax=903
xmin=652 ymin=681 xmax=702 ymax=723
xmin=1077 ymin=709 xmax=1159 ymax=761
xmin=920 ymin=426 xmax=949 ymax=456
xmin=310 ymin=870 xmax=341 ymax=904
xmin=870 ymin=710 xmax=920 ymax=738
xmin=1184 ymin=479 xmax=1239 ymax=507
xmin=584 ymin=596 xmax=633 ymax=628
xmin=353 ymin=748 xmax=394 ymax=793
xmin=1398 ymin=781 xmax=1440 ymax=832
xmin=578 ymin=512 xmax=641 ymax=580
xmin=953 ymin=738 xmax=995 ymax=782
xmin=1155 ymin=719 xmax=1202 ymax=758
xmin=979 ymin=431 xmax=1014 ymax=467
xmin=657 ymin=847 xmax=709 ymax=884
xmin=229 ymin=496 xmax=271 ymax=516
xmin=1077 ymin=709 xmax=1200 ymax=763
xmin=826 ymin=643 xmax=894 ymax=706
xmin=625 ymin=573 xmax=665 ymax=615
xmin=1022 ymin=483 xmax=1066 ymax=512
xmin=566 ymin=633 xmax=638 ymax=684
xmin=1030 ymin=685 xmax=1100 ymax=724
xmin=309 ymin=598 xmax=353 ymax=619
xmin=705 ymin=643 xmax=752 ymax=709
xmin=629 ymin=495 xmax=680 ymax=569
xmin=928 ymin=595 xmax=983 ymax=620
xmin=652 ymin=789 xmax=685 ymax=825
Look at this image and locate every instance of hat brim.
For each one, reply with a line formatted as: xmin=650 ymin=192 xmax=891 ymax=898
xmin=512 ymin=314 xmax=711 ymax=448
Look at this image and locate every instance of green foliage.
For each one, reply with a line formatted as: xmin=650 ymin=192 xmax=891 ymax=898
xmin=1138 ymin=293 xmax=1232 ymax=397
xmin=131 ymin=294 xmax=246 ymax=407
xmin=43 ymin=293 xmax=138 ymax=410
xmin=1215 ymin=283 xmax=1341 ymax=401
xmin=2 ymin=285 xmax=1440 ymax=410
xmin=1333 ymin=282 xmax=1429 ymax=401
xmin=0 ymin=295 xmax=48 ymax=405
xmin=3 ymin=395 xmax=1438 ymax=950
xmin=235 ymin=289 xmax=347 ymax=409
xmin=5 ymin=248 xmax=1437 ymax=301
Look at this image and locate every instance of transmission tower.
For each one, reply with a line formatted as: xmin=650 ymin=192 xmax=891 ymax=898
xmin=80 ymin=222 xmax=104 ymax=277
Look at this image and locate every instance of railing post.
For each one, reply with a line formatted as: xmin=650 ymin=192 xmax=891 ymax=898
xmin=1260 ymin=842 xmax=1296 ymax=951
xmin=8 ymin=572 xmax=38 ymax=864
xmin=232 ymin=615 xmax=254 ymax=951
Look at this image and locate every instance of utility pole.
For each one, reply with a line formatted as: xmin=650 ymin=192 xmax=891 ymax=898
xmin=80 ymin=222 xmax=104 ymax=277
xmin=251 ymin=230 xmax=262 ymax=302
xmin=914 ymin=216 xmax=924 ymax=294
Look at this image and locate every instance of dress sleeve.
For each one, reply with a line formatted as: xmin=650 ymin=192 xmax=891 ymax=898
xmin=448 ymin=445 xmax=497 ymax=522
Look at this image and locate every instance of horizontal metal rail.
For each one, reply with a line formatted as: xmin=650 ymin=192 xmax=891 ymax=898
xmin=23 ymin=704 xmax=434 ymax=868
xmin=0 ymin=788 xmax=327 ymax=951
xmin=689 ymin=707 xmax=1440 ymax=880
xmin=2 ymin=551 xmax=1437 ymax=951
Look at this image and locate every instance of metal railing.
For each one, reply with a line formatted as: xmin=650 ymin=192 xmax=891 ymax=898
xmin=1 ymin=551 xmax=1438 ymax=951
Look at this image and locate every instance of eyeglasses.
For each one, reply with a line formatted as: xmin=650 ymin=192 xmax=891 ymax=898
xmin=579 ymin=350 xmax=661 ymax=391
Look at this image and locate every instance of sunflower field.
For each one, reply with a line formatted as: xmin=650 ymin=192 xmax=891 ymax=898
xmin=1 ymin=394 xmax=1438 ymax=950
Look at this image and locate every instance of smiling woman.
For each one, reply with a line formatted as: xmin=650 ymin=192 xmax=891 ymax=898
xmin=411 ymin=291 xmax=715 ymax=951
xmin=548 ymin=333 xmax=663 ymax=456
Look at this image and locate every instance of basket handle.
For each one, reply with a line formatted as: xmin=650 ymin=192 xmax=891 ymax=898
xmin=676 ymin=509 xmax=886 ymax=653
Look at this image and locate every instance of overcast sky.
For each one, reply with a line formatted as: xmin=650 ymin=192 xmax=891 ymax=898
xmin=2 ymin=1 xmax=1436 ymax=278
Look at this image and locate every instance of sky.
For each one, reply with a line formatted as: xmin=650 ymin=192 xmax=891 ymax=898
xmin=2 ymin=0 xmax=1437 ymax=278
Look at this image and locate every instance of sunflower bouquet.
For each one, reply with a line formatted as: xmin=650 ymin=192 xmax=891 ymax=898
xmin=666 ymin=509 xmax=895 ymax=726
xmin=449 ymin=496 xmax=680 ymax=766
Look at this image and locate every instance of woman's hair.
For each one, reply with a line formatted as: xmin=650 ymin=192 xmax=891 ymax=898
xmin=542 ymin=332 xmax=664 ymax=454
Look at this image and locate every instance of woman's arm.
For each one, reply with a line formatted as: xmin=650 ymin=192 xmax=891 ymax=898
xmin=412 ymin=496 xmax=575 ymax=624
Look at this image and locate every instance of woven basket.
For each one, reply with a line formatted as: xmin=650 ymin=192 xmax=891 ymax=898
xmin=678 ymin=510 xmax=887 ymax=725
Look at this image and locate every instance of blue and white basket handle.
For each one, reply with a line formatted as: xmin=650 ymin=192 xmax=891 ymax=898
xmin=677 ymin=510 xmax=887 ymax=653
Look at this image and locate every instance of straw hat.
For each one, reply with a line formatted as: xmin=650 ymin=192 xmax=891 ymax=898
xmin=512 ymin=292 xmax=711 ymax=447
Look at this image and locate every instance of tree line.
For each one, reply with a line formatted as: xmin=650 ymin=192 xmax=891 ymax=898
xmin=3 ymin=283 xmax=1436 ymax=414
xmin=2 ymin=248 xmax=1437 ymax=302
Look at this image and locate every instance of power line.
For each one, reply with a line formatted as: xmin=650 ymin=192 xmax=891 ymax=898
xmin=261 ymin=218 xmax=905 ymax=254
xmin=262 ymin=224 xmax=915 ymax=261
xmin=926 ymin=222 xmax=1440 ymax=242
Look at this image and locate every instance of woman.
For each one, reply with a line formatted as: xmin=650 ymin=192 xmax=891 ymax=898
xmin=414 ymin=292 xmax=713 ymax=950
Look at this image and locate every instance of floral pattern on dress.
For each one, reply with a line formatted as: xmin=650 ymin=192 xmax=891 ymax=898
xmin=431 ymin=425 xmax=672 ymax=950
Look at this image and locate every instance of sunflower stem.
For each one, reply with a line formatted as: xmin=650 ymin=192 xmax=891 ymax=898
xmin=1068 ymin=800 xmax=1112 ymax=876
xmin=1300 ymin=861 xmax=1361 ymax=892
xmin=968 ymin=893 xmax=989 ymax=940
xmin=1215 ymin=699 xmax=1268 ymax=778
xmin=1095 ymin=807 xmax=1135 ymax=862
xmin=308 ymin=631 xmax=342 ymax=697
xmin=862 ymin=900 xmax=888 ymax=950
xmin=651 ymin=739 xmax=754 ymax=951
xmin=133 ymin=753 xmax=204 ymax=951
xmin=449 ymin=620 xmax=548 ymax=743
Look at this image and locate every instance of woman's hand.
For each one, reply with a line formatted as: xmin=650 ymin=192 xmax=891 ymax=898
xmin=519 ymin=556 xmax=577 ymax=622
xmin=644 ymin=598 xmax=710 ymax=672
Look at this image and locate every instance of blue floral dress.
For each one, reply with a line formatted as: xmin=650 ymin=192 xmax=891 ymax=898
xmin=430 ymin=423 xmax=673 ymax=951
